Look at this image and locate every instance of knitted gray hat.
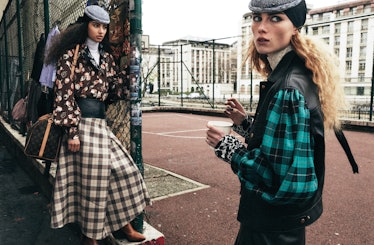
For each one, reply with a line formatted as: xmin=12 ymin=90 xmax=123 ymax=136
xmin=84 ymin=5 xmax=110 ymax=24
xmin=248 ymin=0 xmax=307 ymax=28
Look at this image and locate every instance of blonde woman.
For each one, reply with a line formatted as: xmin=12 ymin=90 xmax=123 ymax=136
xmin=206 ymin=0 xmax=347 ymax=244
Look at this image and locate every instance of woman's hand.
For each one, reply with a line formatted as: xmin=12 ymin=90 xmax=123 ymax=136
xmin=206 ymin=124 xmax=226 ymax=148
xmin=68 ymin=138 xmax=80 ymax=152
xmin=224 ymin=98 xmax=246 ymax=125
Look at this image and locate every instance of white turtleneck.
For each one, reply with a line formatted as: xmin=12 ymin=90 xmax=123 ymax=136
xmin=85 ymin=37 xmax=100 ymax=65
xmin=267 ymin=45 xmax=293 ymax=70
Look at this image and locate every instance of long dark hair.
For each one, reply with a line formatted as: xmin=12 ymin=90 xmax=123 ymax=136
xmin=44 ymin=22 xmax=87 ymax=65
xmin=44 ymin=19 xmax=111 ymax=65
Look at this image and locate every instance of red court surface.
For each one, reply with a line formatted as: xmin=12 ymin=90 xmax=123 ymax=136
xmin=142 ymin=112 xmax=374 ymax=245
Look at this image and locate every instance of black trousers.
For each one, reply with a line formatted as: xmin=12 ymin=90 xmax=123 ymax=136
xmin=234 ymin=225 xmax=305 ymax=245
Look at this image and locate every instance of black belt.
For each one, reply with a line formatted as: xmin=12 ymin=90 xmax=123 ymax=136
xmin=76 ymin=98 xmax=106 ymax=119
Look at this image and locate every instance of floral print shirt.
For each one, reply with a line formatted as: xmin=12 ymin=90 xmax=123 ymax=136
xmin=53 ymin=44 xmax=129 ymax=139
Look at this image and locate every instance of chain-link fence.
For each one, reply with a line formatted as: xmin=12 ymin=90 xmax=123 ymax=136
xmin=0 ymin=0 xmax=133 ymax=149
xmin=0 ymin=0 xmax=146 ymax=232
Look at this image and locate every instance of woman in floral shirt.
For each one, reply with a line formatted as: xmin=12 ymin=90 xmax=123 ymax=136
xmin=44 ymin=5 xmax=150 ymax=245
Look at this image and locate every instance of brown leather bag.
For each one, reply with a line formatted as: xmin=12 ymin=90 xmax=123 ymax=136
xmin=24 ymin=114 xmax=63 ymax=162
xmin=12 ymin=97 xmax=28 ymax=122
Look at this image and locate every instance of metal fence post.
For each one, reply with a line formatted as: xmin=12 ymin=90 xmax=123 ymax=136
xmin=43 ymin=0 xmax=50 ymax=38
xmin=180 ymin=44 xmax=183 ymax=106
xmin=3 ymin=16 xmax=11 ymax=120
xmin=158 ymin=45 xmax=160 ymax=106
xmin=16 ymin=0 xmax=24 ymax=98
xmin=370 ymin=59 xmax=373 ymax=121
xmin=129 ymin=0 xmax=144 ymax=232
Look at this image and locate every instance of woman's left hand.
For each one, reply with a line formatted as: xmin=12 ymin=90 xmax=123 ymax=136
xmin=68 ymin=138 xmax=80 ymax=152
xmin=206 ymin=124 xmax=226 ymax=148
xmin=224 ymin=98 xmax=246 ymax=125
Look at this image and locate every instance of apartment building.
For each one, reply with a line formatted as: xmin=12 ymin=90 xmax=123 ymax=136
xmin=143 ymin=0 xmax=373 ymax=105
xmin=307 ymin=0 xmax=374 ymax=105
xmin=142 ymin=37 xmax=235 ymax=98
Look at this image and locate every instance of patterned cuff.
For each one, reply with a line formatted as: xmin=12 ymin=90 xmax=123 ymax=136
xmin=215 ymin=135 xmax=244 ymax=163
xmin=68 ymin=126 xmax=79 ymax=140
xmin=232 ymin=115 xmax=253 ymax=138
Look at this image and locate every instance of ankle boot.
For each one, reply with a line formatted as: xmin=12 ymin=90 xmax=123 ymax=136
xmin=121 ymin=223 xmax=146 ymax=242
xmin=81 ymin=235 xmax=99 ymax=245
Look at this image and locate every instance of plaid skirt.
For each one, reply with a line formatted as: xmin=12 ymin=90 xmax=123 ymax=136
xmin=50 ymin=118 xmax=151 ymax=240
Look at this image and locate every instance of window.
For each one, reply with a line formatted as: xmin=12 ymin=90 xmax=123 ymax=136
xmin=347 ymin=34 xmax=353 ymax=46
xmin=350 ymin=7 xmax=358 ymax=15
xmin=336 ymin=9 xmax=344 ymax=17
xmin=240 ymin=84 xmax=245 ymax=93
xmin=360 ymin=46 xmax=366 ymax=58
xmin=334 ymin=23 xmax=341 ymax=34
xmin=346 ymin=61 xmax=352 ymax=71
xmin=334 ymin=48 xmax=340 ymax=57
xmin=358 ymin=62 xmax=365 ymax=71
xmin=344 ymin=87 xmax=353 ymax=95
xmin=346 ymin=47 xmax=352 ymax=58
xmin=347 ymin=21 xmax=354 ymax=33
xmin=322 ymin=25 xmax=330 ymax=34
xmin=358 ymin=74 xmax=365 ymax=83
xmin=323 ymin=37 xmax=329 ymax=45
xmin=363 ymin=5 xmax=371 ymax=13
xmin=361 ymin=32 xmax=367 ymax=45
xmin=312 ymin=27 xmax=318 ymax=35
xmin=334 ymin=36 xmax=340 ymax=46
xmin=361 ymin=19 xmax=368 ymax=31
xmin=356 ymin=87 xmax=364 ymax=95
xmin=322 ymin=12 xmax=331 ymax=21
xmin=312 ymin=14 xmax=320 ymax=22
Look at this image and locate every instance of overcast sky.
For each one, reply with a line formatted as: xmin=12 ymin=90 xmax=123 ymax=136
xmin=142 ymin=0 xmax=346 ymax=45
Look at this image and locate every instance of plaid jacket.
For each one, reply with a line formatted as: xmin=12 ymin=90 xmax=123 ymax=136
xmin=215 ymin=51 xmax=325 ymax=231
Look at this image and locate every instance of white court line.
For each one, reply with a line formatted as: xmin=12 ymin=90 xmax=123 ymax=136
xmin=174 ymin=113 xmax=212 ymax=122
xmin=143 ymin=128 xmax=206 ymax=139
xmin=143 ymin=113 xmax=219 ymax=123
xmin=159 ymin=128 xmax=206 ymax=134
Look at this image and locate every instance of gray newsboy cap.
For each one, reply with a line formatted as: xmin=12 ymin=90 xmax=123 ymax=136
xmin=248 ymin=0 xmax=307 ymax=28
xmin=84 ymin=5 xmax=110 ymax=24
xmin=249 ymin=0 xmax=303 ymax=13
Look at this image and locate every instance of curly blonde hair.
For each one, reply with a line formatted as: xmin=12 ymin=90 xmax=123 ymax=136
xmin=246 ymin=32 xmax=346 ymax=130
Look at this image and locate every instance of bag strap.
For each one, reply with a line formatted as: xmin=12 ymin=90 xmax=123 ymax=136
xmin=39 ymin=116 xmax=53 ymax=157
xmin=334 ymin=128 xmax=359 ymax=173
xmin=70 ymin=44 xmax=80 ymax=79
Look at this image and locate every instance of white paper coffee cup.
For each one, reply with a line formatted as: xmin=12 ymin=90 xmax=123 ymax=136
xmin=207 ymin=121 xmax=233 ymax=134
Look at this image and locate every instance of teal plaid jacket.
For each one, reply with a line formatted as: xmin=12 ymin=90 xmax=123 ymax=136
xmin=216 ymin=88 xmax=318 ymax=205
